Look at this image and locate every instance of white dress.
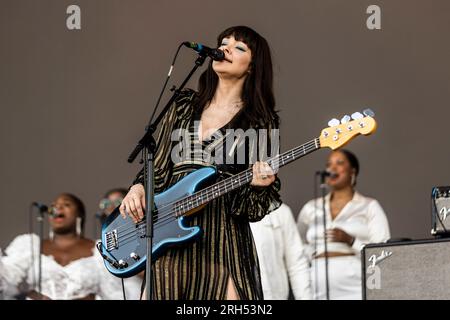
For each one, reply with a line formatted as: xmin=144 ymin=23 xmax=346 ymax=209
xmin=297 ymin=192 xmax=390 ymax=300
xmin=0 ymin=234 xmax=125 ymax=300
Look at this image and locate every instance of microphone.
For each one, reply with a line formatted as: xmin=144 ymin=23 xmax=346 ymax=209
xmin=315 ymin=170 xmax=338 ymax=179
xmin=32 ymin=202 xmax=56 ymax=216
xmin=183 ymin=42 xmax=225 ymax=61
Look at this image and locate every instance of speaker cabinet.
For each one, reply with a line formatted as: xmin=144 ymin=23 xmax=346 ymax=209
xmin=362 ymin=238 xmax=450 ymax=300
xmin=432 ymin=186 xmax=450 ymax=236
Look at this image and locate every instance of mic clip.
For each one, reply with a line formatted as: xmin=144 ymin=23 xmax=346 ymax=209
xmin=32 ymin=202 xmax=55 ymax=217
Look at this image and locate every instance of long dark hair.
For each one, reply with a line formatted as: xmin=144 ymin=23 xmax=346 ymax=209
xmin=339 ymin=149 xmax=360 ymax=176
xmin=195 ymin=26 xmax=278 ymax=128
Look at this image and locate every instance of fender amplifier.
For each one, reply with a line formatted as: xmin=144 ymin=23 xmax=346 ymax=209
xmin=362 ymin=238 xmax=450 ymax=300
xmin=432 ymin=186 xmax=450 ymax=235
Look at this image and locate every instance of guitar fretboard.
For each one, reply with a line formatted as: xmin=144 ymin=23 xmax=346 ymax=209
xmin=174 ymin=137 xmax=321 ymax=216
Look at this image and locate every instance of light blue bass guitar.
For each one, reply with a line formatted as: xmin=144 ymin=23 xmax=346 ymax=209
xmin=99 ymin=110 xmax=377 ymax=277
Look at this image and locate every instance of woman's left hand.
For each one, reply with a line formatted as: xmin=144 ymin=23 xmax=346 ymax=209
xmin=250 ymin=161 xmax=275 ymax=187
xmin=326 ymin=228 xmax=355 ymax=245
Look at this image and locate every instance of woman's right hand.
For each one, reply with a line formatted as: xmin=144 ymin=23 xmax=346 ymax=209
xmin=119 ymin=184 xmax=146 ymax=223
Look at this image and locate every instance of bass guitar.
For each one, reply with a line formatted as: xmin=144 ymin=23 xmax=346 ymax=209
xmin=99 ymin=109 xmax=377 ymax=277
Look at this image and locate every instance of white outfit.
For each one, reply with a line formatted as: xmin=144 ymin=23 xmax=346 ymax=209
xmin=250 ymin=203 xmax=312 ymax=300
xmin=0 ymin=234 xmax=125 ymax=300
xmin=297 ymin=191 xmax=390 ymax=300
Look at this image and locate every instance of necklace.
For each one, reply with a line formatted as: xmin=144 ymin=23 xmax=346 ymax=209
xmin=208 ymin=100 xmax=244 ymax=110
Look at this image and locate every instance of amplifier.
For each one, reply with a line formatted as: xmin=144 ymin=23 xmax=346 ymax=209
xmin=362 ymin=238 xmax=450 ymax=300
xmin=432 ymin=186 xmax=450 ymax=235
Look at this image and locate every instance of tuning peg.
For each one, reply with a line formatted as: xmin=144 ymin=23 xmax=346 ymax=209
xmin=363 ymin=108 xmax=375 ymax=117
xmin=327 ymin=118 xmax=340 ymax=127
xmin=340 ymin=115 xmax=351 ymax=124
xmin=351 ymin=112 xmax=363 ymax=120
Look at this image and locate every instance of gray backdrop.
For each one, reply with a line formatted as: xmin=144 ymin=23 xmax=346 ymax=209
xmin=1 ymin=0 xmax=450 ymax=248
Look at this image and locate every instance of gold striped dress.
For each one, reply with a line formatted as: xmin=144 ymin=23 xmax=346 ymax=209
xmin=133 ymin=89 xmax=282 ymax=299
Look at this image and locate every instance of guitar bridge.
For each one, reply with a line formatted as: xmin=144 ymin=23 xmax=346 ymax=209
xmin=105 ymin=229 xmax=118 ymax=251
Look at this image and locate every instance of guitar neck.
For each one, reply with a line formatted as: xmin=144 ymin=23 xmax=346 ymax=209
xmin=175 ymin=137 xmax=321 ymax=216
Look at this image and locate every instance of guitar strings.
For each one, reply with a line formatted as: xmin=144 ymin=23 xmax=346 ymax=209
xmin=120 ymin=137 xmax=320 ymax=233
xmin=114 ymin=139 xmax=320 ymax=241
xmin=115 ymin=139 xmax=320 ymax=240
xmin=125 ymin=138 xmax=318 ymax=227
xmin=115 ymin=139 xmax=320 ymax=242
xmin=114 ymin=139 xmax=319 ymax=237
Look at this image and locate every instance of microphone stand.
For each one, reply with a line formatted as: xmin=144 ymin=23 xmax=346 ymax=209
xmin=319 ymin=173 xmax=330 ymax=300
xmin=127 ymin=53 xmax=207 ymax=300
xmin=36 ymin=208 xmax=45 ymax=295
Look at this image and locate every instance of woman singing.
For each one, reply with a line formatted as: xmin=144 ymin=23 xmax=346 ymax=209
xmin=0 ymin=193 xmax=123 ymax=300
xmin=297 ymin=149 xmax=391 ymax=300
xmin=120 ymin=26 xmax=282 ymax=299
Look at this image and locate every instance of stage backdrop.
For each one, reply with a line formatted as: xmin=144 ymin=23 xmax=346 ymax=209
xmin=1 ymin=0 xmax=450 ymax=247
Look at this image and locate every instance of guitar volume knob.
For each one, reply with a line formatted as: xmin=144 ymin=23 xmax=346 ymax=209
xmin=118 ymin=259 xmax=128 ymax=268
xmin=130 ymin=252 xmax=140 ymax=261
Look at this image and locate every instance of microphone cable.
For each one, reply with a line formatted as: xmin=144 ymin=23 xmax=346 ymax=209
xmin=145 ymin=42 xmax=185 ymax=133
xmin=121 ymin=278 xmax=127 ymax=300
xmin=29 ymin=204 xmax=37 ymax=293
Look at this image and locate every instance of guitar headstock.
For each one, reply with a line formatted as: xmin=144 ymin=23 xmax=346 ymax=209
xmin=319 ymin=109 xmax=377 ymax=150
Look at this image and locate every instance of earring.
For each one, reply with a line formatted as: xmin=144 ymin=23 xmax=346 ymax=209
xmin=76 ymin=217 xmax=82 ymax=237
xmin=49 ymin=229 xmax=54 ymax=241
xmin=351 ymin=174 xmax=356 ymax=187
